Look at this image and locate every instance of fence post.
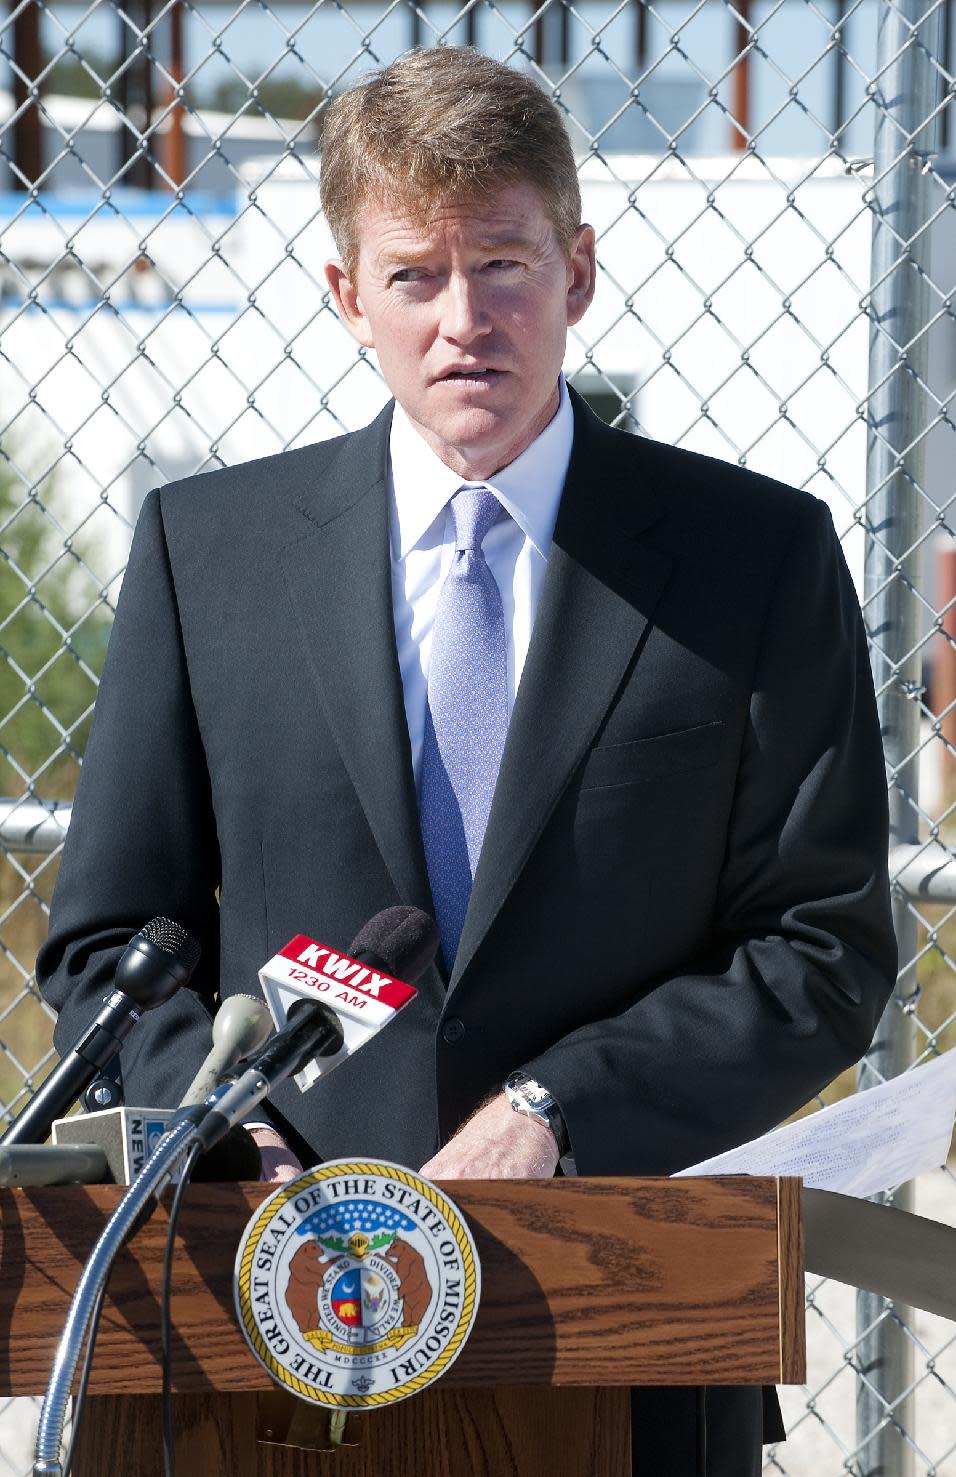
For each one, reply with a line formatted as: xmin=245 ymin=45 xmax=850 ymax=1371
xmin=859 ymin=1 xmax=941 ymax=1471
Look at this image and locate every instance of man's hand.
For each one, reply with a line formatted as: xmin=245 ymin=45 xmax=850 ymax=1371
xmin=419 ymin=1093 xmax=560 ymax=1179
xmin=250 ymin=1126 xmax=304 ymax=1183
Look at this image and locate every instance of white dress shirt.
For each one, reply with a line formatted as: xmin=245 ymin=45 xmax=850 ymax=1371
xmin=389 ymin=375 xmax=574 ymax=784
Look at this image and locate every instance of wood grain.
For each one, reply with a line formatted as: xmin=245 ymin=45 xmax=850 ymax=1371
xmin=0 ymin=1176 xmax=804 ymax=1395
xmin=72 ymin=1388 xmax=632 ymax=1477
xmin=777 ymin=1177 xmax=805 ymax=1384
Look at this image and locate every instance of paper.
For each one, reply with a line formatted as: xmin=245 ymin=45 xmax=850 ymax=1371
xmin=675 ymin=1050 xmax=956 ymax=1196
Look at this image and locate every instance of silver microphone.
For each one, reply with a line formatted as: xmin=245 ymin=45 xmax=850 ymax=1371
xmin=179 ymin=994 xmax=274 ymax=1106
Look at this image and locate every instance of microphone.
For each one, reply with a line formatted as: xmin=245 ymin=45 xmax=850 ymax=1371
xmin=179 ymin=994 xmax=274 ymax=1106
xmin=49 ymin=1105 xmax=262 ymax=1183
xmin=28 ymin=915 xmax=436 ymax=1477
xmin=1 ymin=918 xmax=200 ymax=1148
xmin=0 ymin=1143 xmax=109 ymax=1188
xmin=44 ymin=1108 xmax=262 ymax=1185
xmin=192 ymin=906 xmax=438 ymax=1152
xmin=49 ymin=993 xmax=272 ymax=1183
xmin=258 ymin=904 xmax=437 ymax=1090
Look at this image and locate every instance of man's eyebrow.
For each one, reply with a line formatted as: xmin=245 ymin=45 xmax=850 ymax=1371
xmin=376 ymin=245 xmax=434 ymax=271
xmin=376 ymin=237 xmax=538 ymax=271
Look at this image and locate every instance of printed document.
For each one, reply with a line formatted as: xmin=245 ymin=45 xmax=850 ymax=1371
xmin=676 ymin=1049 xmax=956 ymax=1196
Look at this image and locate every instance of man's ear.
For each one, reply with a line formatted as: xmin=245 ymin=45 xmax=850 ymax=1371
xmin=325 ymin=259 xmax=375 ymax=349
xmin=566 ymin=224 xmax=597 ymax=328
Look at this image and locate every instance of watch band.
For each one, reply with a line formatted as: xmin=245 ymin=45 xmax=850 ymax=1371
xmin=504 ymin=1071 xmax=571 ymax=1158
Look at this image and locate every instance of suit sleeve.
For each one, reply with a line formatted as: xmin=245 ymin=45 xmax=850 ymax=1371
xmin=35 ymin=488 xmax=224 ymax=1108
xmin=523 ymin=496 xmax=898 ymax=1176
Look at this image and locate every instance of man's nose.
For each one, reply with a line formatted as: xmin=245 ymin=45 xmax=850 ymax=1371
xmin=439 ymin=274 xmax=492 ymax=345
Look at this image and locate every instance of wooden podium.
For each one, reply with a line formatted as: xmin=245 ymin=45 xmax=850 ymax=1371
xmin=0 ymin=1176 xmax=804 ymax=1476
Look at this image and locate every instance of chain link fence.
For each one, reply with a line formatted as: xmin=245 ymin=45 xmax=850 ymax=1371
xmin=1 ymin=0 xmax=955 ymax=1472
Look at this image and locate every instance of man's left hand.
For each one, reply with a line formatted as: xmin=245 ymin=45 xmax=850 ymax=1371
xmin=419 ymin=1093 xmax=559 ymax=1179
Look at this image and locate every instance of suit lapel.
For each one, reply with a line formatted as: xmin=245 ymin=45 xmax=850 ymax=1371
xmin=280 ymin=394 xmax=674 ymax=998
xmin=281 ymin=405 xmax=435 ymax=933
xmin=449 ymin=394 xmax=674 ymax=991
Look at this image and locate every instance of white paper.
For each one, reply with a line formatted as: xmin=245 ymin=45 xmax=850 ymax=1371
xmin=675 ymin=1050 xmax=956 ymax=1196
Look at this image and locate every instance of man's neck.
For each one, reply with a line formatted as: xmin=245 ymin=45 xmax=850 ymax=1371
xmin=402 ymin=382 xmax=562 ymax=481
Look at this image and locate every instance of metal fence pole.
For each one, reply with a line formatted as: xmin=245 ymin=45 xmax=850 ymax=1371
xmin=859 ymin=2 xmax=942 ymax=1472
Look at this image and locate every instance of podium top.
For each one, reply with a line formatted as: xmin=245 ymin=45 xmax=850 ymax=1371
xmin=0 ymin=1175 xmax=803 ymax=1395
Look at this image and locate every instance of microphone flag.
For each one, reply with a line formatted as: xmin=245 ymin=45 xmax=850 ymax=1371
xmin=258 ymin=935 xmax=418 ymax=1090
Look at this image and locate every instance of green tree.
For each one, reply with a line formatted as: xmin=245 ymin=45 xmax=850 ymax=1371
xmin=0 ymin=454 xmax=113 ymax=1123
xmin=0 ymin=462 xmax=111 ymax=805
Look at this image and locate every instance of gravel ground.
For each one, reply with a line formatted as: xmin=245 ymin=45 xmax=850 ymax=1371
xmin=3 ymin=1173 xmax=956 ymax=1477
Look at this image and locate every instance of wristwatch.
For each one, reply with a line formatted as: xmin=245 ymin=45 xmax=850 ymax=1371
xmin=504 ymin=1071 xmax=570 ymax=1158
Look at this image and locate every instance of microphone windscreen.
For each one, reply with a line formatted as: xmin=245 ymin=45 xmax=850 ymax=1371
xmin=191 ymin=1123 xmax=263 ymax=1182
xmin=348 ymin=906 xmax=439 ymax=985
xmin=141 ymin=916 xmax=202 ymax=975
xmin=116 ymin=917 xmax=202 ymax=1007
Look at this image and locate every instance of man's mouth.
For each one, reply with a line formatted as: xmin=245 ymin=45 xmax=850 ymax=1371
xmin=440 ymin=367 xmax=502 ymax=381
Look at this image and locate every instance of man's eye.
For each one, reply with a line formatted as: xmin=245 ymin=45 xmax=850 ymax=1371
xmin=486 ymin=259 xmax=519 ymax=271
xmin=391 ymin=268 xmax=426 ymax=284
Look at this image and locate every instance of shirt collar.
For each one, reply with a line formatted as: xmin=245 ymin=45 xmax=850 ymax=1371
xmin=388 ymin=375 xmax=573 ymax=561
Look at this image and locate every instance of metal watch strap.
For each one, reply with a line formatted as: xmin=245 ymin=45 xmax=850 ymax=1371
xmin=504 ymin=1072 xmax=570 ymax=1158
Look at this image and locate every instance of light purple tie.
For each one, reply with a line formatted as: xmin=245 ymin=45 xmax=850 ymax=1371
xmin=419 ymin=486 xmax=510 ymax=970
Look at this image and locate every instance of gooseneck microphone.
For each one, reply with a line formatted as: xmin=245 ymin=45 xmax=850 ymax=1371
xmin=2 ymin=918 xmax=200 ymax=1148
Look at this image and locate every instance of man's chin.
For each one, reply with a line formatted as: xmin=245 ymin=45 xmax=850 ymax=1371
xmin=410 ymin=404 xmax=517 ymax=473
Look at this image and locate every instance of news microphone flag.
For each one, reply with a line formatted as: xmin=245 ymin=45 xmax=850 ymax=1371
xmin=258 ymin=935 xmax=418 ymax=1090
xmin=52 ymin=1108 xmax=177 ymax=1182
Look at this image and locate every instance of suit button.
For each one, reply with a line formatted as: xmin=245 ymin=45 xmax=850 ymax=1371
xmin=442 ymin=1017 xmax=465 ymax=1044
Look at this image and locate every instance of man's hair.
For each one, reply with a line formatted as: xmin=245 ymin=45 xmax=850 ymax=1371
xmin=320 ymin=47 xmax=582 ymax=271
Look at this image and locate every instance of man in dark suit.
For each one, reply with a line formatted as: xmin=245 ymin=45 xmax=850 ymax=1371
xmin=37 ymin=44 xmax=895 ymax=1474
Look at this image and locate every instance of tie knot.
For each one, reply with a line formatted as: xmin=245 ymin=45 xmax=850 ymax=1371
xmin=450 ymin=485 xmax=502 ymax=553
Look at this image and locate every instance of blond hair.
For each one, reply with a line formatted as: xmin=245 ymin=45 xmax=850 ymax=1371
xmin=320 ymin=47 xmax=581 ymax=270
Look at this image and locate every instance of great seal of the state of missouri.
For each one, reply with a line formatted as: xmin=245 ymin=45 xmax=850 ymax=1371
xmin=234 ymin=1159 xmax=481 ymax=1407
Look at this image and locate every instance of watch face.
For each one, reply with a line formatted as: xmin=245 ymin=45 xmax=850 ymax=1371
xmin=507 ymin=1074 xmax=551 ymax=1111
xmin=506 ymin=1079 xmax=568 ymax=1157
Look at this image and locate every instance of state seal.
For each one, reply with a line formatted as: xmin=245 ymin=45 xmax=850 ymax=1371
xmin=234 ymin=1159 xmax=481 ymax=1407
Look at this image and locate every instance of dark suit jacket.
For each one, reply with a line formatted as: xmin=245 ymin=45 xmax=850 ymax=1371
xmin=37 ymin=387 xmax=896 ymax=1181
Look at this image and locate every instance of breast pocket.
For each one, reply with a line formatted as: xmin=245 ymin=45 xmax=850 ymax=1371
xmin=578 ymin=720 xmax=725 ymax=792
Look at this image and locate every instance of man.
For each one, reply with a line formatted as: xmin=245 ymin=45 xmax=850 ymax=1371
xmin=37 ymin=46 xmax=896 ymax=1473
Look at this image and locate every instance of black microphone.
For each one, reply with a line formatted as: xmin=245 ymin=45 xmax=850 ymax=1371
xmin=254 ymin=904 xmax=439 ymax=1086
xmin=192 ymin=906 xmax=439 ymax=1152
xmin=348 ymin=904 xmax=442 ymax=983
xmin=1 ymin=918 xmax=200 ymax=1147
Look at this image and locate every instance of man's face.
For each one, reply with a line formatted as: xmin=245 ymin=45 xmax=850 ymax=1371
xmin=325 ymin=182 xmax=596 ymax=479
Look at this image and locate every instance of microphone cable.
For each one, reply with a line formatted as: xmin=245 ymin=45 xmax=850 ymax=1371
xmin=61 ymin=1277 xmax=109 ymax=1477
xmin=161 ymin=1137 xmax=203 ymax=1477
